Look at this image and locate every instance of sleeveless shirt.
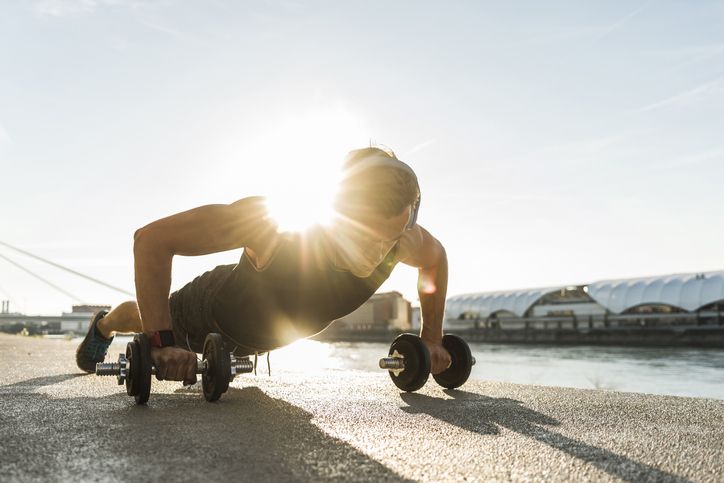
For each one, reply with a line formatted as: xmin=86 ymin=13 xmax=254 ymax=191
xmin=211 ymin=224 xmax=400 ymax=351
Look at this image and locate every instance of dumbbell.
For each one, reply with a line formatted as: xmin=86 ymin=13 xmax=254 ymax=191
xmin=95 ymin=332 xmax=253 ymax=404
xmin=379 ymin=333 xmax=476 ymax=392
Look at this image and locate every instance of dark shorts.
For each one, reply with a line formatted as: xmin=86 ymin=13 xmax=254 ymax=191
xmin=169 ymin=264 xmax=258 ymax=356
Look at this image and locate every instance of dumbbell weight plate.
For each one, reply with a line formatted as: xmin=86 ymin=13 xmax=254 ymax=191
xmin=125 ymin=339 xmax=139 ymax=397
xmin=133 ymin=334 xmax=153 ymax=405
xmin=202 ymin=333 xmax=230 ymax=402
xmin=388 ymin=333 xmax=431 ymax=392
xmin=432 ymin=334 xmax=473 ymax=390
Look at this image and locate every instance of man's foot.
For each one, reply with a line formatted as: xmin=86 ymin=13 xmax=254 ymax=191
xmin=75 ymin=310 xmax=113 ymax=373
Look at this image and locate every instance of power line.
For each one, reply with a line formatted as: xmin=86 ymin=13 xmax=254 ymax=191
xmin=0 ymin=240 xmax=135 ymax=297
xmin=0 ymin=252 xmax=86 ymax=303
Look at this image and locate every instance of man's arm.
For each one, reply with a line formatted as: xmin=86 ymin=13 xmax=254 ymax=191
xmin=397 ymin=225 xmax=452 ymax=373
xmin=132 ymin=195 xmax=277 ymax=334
xmin=418 ymin=244 xmax=448 ymax=344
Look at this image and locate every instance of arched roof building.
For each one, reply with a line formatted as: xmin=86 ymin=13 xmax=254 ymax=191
xmin=446 ymin=286 xmax=568 ymax=318
xmin=445 ymin=270 xmax=724 ymax=319
xmin=587 ymin=270 xmax=724 ymax=314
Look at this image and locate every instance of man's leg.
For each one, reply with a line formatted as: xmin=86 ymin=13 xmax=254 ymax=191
xmin=76 ymin=300 xmax=144 ymax=373
xmin=96 ymin=300 xmax=143 ymax=338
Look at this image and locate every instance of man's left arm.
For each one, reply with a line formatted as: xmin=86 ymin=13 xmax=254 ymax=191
xmin=398 ymin=225 xmax=452 ymax=374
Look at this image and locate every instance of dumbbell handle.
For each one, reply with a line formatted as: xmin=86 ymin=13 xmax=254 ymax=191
xmin=379 ymin=357 xmax=405 ymax=370
xmin=97 ymin=360 xmax=206 ymax=375
xmin=378 ymin=355 xmax=477 ymax=370
xmin=96 ymin=355 xmax=254 ymax=376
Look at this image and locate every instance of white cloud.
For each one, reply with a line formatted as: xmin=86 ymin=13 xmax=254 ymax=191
xmin=534 ymin=133 xmax=630 ymax=159
xmin=403 ymin=139 xmax=437 ymax=157
xmin=655 ymin=148 xmax=724 ymax=171
xmin=523 ymin=1 xmax=654 ymax=45
xmin=137 ymin=17 xmax=186 ymax=38
xmin=508 ymin=133 xmax=641 ymax=170
xmin=33 ymin=0 xmax=145 ymax=18
xmin=34 ymin=0 xmax=191 ymax=43
xmin=594 ymin=0 xmax=655 ymax=41
xmin=633 ymin=77 xmax=724 ymax=113
xmin=646 ymin=43 xmax=724 ymax=64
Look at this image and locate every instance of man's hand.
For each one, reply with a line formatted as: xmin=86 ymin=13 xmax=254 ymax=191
xmin=421 ymin=338 xmax=452 ymax=375
xmin=150 ymin=346 xmax=198 ymax=386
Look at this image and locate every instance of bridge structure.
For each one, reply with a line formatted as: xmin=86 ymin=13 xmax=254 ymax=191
xmin=0 ymin=240 xmax=132 ymax=334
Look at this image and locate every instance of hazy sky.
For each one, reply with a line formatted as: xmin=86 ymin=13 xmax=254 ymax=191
xmin=1 ymin=0 xmax=723 ymax=315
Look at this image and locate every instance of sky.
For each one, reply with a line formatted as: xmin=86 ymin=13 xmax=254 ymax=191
xmin=1 ymin=0 xmax=723 ymax=315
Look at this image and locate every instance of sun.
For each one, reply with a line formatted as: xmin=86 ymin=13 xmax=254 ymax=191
xmin=238 ymin=105 xmax=369 ymax=234
xmin=263 ymin=189 xmax=338 ymax=234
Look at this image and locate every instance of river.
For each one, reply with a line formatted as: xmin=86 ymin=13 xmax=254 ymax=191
xmin=103 ymin=337 xmax=724 ymax=399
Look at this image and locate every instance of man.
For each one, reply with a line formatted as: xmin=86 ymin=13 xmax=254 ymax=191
xmin=76 ymin=147 xmax=451 ymax=385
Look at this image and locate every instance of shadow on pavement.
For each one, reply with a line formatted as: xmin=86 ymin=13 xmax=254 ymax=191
xmin=399 ymin=390 xmax=689 ymax=483
xmin=0 ymin=375 xmax=409 ymax=482
xmin=0 ymin=372 xmax=87 ymax=390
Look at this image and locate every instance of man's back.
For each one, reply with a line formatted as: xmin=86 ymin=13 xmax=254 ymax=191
xmin=211 ymin=225 xmax=401 ymax=354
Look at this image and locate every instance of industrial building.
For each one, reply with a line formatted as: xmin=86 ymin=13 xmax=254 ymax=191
xmin=444 ymin=270 xmax=724 ymax=331
xmin=331 ymin=291 xmax=412 ymax=331
xmin=0 ymin=304 xmax=110 ymax=335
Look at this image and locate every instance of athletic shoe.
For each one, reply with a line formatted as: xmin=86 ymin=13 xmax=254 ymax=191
xmin=75 ymin=310 xmax=113 ymax=373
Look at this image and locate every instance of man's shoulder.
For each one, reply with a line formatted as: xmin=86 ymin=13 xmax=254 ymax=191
xmin=228 ymin=195 xmax=270 ymax=213
xmin=395 ymin=225 xmax=444 ymax=268
xmin=395 ymin=225 xmax=424 ymax=264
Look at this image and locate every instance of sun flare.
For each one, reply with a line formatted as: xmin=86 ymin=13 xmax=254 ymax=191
xmin=264 ymin=191 xmax=338 ymax=233
xmin=238 ymin=105 xmax=368 ymax=234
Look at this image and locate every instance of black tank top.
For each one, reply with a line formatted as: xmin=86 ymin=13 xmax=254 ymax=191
xmin=211 ymin=224 xmax=400 ymax=351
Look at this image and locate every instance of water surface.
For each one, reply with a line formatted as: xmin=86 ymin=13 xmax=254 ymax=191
xmin=102 ymin=336 xmax=724 ymax=399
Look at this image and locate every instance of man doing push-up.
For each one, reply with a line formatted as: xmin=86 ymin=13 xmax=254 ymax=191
xmin=76 ymin=147 xmax=451 ymax=384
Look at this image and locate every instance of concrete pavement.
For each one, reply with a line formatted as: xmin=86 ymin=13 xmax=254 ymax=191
xmin=0 ymin=334 xmax=722 ymax=482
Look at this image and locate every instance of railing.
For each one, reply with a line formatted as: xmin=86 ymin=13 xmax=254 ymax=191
xmin=451 ymin=310 xmax=724 ymax=331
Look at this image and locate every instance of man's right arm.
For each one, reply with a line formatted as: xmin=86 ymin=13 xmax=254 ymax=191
xmin=132 ymin=196 xmax=277 ymax=335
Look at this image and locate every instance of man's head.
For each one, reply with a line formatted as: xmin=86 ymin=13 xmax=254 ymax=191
xmin=334 ymin=147 xmax=421 ymax=227
xmin=330 ymin=147 xmax=421 ymax=277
